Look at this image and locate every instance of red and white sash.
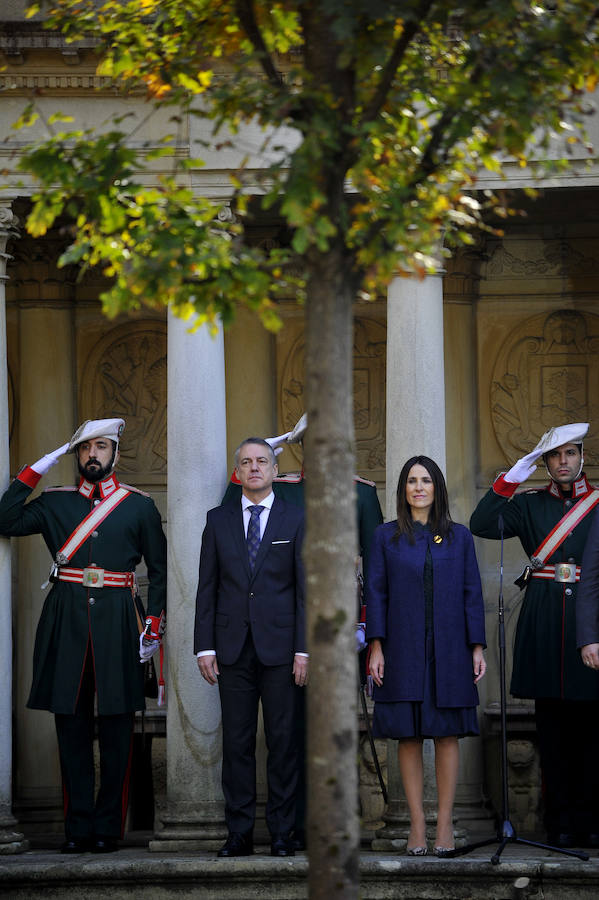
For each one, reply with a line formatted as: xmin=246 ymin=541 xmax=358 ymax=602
xmin=530 ymin=488 xmax=599 ymax=568
xmin=55 ymin=486 xmax=131 ymax=564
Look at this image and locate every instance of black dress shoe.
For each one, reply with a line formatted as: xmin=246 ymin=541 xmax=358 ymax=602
xmin=91 ymin=837 xmax=119 ymax=853
xmin=289 ymin=829 xmax=306 ymax=851
xmin=217 ymin=832 xmax=253 ymax=858
xmin=60 ymin=838 xmax=90 ymax=854
xmin=270 ymin=834 xmax=295 ymax=857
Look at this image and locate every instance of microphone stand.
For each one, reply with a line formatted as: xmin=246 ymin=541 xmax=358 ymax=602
xmin=447 ymin=514 xmax=589 ymax=864
xmin=358 ymin=675 xmax=388 ymax=805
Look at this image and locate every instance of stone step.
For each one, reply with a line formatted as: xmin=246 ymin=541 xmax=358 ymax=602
xmin=1 ymin=846 xmax=599 ymax=900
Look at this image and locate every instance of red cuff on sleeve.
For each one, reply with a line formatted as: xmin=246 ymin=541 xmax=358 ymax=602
xmin=17 ymin=466 xmax=42 ymax=489
xmin=492 ymin=474 xmax=519 ymax=499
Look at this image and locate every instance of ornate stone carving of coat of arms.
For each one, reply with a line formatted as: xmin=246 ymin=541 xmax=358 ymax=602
xmin=491 ymin=310 xmax=599 ymax=470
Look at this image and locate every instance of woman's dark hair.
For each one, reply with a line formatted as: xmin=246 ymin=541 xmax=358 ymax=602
xmin=394 ymin=455 xmax=453 ymax=544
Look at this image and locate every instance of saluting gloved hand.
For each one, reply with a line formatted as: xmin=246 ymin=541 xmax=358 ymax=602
xmin=503 ymin=448 xmax=542 ymax=484
xmin=31 ymin=442 xmax=70 ymax=476
xmin=504 ymin=426 xmax=574 ymax=484
xmin=265 ymin=430 xmax=292 ymax=457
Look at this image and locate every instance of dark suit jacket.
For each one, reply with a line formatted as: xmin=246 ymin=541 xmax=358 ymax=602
xmin=193 ymin=497 xmax=305 ymax=666
xmin=577 ymin=507 xmax=599 ymax=649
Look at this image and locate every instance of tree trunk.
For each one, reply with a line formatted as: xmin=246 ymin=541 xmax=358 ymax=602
xmin=304 ymin=245 xmax=359 ymax=898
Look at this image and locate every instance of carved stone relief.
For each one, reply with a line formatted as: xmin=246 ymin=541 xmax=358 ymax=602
xmin=79 ymin=321 xmax=167 ymax=480
xmin=7 ymin=235 xmax=78 ymax=302
xmin=485 ymin=239 xmax=598 ymax=279
xmin=491 ymin=309 xmax=599 ymax=469
xmin=277 ymin=316 xmax=386 ymax=481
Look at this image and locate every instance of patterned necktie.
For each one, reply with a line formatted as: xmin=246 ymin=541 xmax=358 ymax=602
xmin=246 ymin=505 xmax=265 ymax=570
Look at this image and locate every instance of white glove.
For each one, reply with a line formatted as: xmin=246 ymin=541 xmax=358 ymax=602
xmin=265 ymin=430 xmax=292 ymax=454
xmin=355 ymin=623 xmax=367 ymax=653
xmin=504 ymin=447 xmax=543 ymax=484
xmin=139 ymin=633 xmax=160 ymax=662
xmin=31 ymin=442 xmax=70 ymax=476
xmin=287 ymin=413 xmax=307 ymax=444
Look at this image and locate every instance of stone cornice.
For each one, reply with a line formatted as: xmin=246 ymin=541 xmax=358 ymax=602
xmin=0 ymin=24 xmax=99 ymax=65
xmin=0 ymin=72 xmax=117 ymax=90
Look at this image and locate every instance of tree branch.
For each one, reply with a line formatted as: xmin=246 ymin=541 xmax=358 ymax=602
xmin=358 ymin=0 xmax=436 ymax=130
xmin=234 ymin=0 xmax=286 ymax=88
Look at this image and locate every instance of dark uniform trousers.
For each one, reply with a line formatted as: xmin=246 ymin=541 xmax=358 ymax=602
xmin=55 ymin=649 xmax=134 ymax=841
xmin=218 ymin=632 xmax=298 ymax=836
xmin=536 ymin=698 xmax=599 ymax=835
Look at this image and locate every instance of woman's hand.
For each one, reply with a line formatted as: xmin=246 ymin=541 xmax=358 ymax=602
xmin=472 ymin=644 xmax=486 ymax=683
xmin=369 ymin=639 xmax=385 ymax=687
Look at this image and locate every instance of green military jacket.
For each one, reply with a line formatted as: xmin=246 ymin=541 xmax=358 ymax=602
xmin=0 ymin=466 xmax=167 ymax=715
xmin=470 ymin=472 xmax=599 ymax=701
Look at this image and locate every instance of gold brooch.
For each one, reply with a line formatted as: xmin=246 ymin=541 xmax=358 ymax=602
xmin=433 ymin=535 xmax=443 ymax=544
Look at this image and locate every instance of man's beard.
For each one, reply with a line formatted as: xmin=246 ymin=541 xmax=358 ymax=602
xmin=78 ymin=458 xmax=113 ymax=483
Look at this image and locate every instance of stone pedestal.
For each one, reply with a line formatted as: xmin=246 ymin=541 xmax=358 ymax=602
xmin=0 ymin=204 xmax=28 ymax=853
xmin=150 ymin=313 xmax=228 ymax=851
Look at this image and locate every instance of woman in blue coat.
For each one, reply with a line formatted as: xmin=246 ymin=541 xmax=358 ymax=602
xmin=367 ymin=456 xmax=486 ymax=856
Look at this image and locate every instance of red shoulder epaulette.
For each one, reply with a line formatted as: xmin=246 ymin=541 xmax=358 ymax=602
xmin=118 ymin=482 xmax=150 ymax=497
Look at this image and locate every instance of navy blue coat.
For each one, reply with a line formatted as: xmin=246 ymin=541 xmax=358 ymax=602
xmin=366 ymin=521 xmax=485 ymax=708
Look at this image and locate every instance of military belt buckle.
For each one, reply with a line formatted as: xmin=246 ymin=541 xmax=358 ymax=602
xmin=82 ymin=567 xmax=104 ymax=588
xmin=554 ymin=563 xmax=576 ymax=584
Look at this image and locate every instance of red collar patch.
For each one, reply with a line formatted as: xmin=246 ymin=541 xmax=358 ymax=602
xmin=78 ymin=474 xmax=120 ymax=499
xmin=547 ymin=474 xmax=592 ymax=499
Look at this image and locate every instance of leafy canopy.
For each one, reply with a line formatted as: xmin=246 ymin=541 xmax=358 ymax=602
xmin=14 ymin=0 xmax=599 ymax=327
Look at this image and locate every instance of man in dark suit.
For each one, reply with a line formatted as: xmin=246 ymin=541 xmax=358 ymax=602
xmin=194 ymin=437 xmax=306 ymax=858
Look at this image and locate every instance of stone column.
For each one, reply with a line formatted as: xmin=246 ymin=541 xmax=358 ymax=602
xmin=385 ymin=269 xmax=447 ymax=488
xmin=150 ymin=311 xmax=228 ymax=850
xmin=444 ymin=290 xmax=493 ymax=838
xmin=15 ymin=296 xmax=75 ymax=832
xmin=374 ymin=269 xmax=447 ymax=849
xmin=0 ymin=204 xmax=27 ymax=853
xmin=374 ymin=267 xmax=491 ymax=849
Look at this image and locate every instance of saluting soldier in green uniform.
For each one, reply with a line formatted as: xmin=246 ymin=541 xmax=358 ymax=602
xmin=0 ymin=418 xmax=167 ymax=854
xmin=470 ymin=423 xmax=599 ymax=848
